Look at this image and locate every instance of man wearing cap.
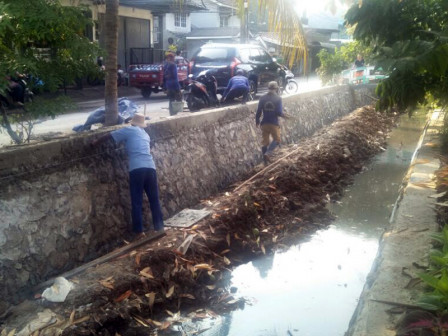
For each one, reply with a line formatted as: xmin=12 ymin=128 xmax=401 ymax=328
xmin=221 ymin=69 xmax=250 ymax=104
xmin=91 ymin=113 xmax=164 ymax=238
xmin=256 ymin=81 xmax=287 ymax=164
xmin=163 ymin=52 xmax=182 ymax=116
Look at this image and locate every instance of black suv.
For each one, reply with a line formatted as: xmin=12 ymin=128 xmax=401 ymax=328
xmin=188 ymin=43 xmax=286 ymax=95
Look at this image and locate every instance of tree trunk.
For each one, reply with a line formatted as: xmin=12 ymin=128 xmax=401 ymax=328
xmin=0 ymin=105 xmax=22 ymax=144
xmin=104 ymin=0 xmax=119 ymax=126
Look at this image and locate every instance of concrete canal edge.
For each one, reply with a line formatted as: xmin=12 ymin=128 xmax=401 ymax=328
xmin=0 ymin=85 xmax=376 ymax=315
xmin=346 ymin=110 xmax=443 ymax=336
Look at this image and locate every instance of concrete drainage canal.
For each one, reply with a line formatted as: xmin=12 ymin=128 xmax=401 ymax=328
xmin=0 ymin=103 xmax=430 ymax=335
xmin=165 ymin=110 xmax=427 ymax=335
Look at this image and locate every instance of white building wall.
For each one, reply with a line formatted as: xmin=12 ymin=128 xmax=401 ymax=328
xmin=190 ymin=12 xmax=220 ymax=28
xmin=60 ymin=0 xmax=153 ymax=43
xmin=228 ymin=15 xmax=240 ymax=27
xmin=165 ymin=13 xmax=192 ymax=33
xmin=190 ymin=2 xmax=240 ymax=29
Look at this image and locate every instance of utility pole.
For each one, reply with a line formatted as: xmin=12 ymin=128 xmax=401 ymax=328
xmin=240 ymin=0 xmax=249 ymax=43
xmin=245 ymin=0 xmax=249 ymax=43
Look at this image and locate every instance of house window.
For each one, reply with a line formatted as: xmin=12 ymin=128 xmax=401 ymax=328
xmin=153 ymin=16 xmax=160 ymax=43
xmin=175 ymin=13 xmax=187 ymax=28
xmin=220 ymin=16 xmax=229 ymax=27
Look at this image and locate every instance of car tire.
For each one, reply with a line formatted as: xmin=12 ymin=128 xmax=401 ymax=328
xmin=141 ymin=88 xmax=152 ymax=99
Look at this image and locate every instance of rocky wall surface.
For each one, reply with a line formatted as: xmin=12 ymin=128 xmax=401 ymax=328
xmin=0 ymin=85 xmax=374 ymax=313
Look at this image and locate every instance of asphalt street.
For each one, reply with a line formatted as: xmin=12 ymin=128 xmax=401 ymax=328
xmin=0 ymin=76 xmax=322 ymax=148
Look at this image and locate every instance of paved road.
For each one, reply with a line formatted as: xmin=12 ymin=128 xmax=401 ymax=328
xmin=0 ymin=76 xmax=322 ymax=148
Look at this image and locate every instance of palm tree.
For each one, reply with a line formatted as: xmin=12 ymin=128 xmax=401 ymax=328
xmin=104 ymin=0 xmax=119 ymax=126
xmin=238 ymin=0 xmax=308 ymax=69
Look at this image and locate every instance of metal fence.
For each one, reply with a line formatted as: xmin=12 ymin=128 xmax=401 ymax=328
xmin=130 ymin=48 xmax=165 ymax=65
xmin=130 ymin=48 xmax=189 ymax=65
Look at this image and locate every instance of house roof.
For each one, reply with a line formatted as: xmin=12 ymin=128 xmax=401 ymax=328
xmin=305 ymin=12 xmax=339 ymax=31
xmin=186 ymin=26 xmax=240 ymax=39
xmin=119 ymin=0 xmax=206 ymax=12
xmin=258 ymin=30 xmax=336 ymax=47
xmin=190 ymin=0 xmax=237 ymax=13
xmin=214 ymin=0 xmax=237 ymax=9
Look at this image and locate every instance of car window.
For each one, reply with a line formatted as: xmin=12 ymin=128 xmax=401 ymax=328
xmin=257 ymin=49 xmax=272 ymax=63
xmin=249 ymin=48 xmax=261 ymax=63
xmin=239 ymin=49 xmax=251 ymax=63
xmin=195 ymin=48 xmax=234 ymax=62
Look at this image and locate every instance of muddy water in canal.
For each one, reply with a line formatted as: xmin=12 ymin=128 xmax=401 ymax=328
xmin=184 ymin=111 xmax=427 ymax=336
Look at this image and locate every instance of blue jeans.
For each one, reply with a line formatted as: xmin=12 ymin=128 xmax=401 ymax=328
xmin=129 ymin=168 xmax=164 ymax=233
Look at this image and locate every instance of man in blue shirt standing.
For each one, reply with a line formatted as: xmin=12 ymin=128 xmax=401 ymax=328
xmin=221 ymin=69 xmax=250 ymax=104
xmin=256 ymin=81 xmax=287 ymax=164
xmin=163 ymin=52 xmax=182 ymax=116
xmin=91 ymin=113 xmax=164 ymax=239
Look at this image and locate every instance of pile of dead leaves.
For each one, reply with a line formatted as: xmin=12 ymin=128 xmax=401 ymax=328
xmin=192 ymin=105 xmax=396 ymax=259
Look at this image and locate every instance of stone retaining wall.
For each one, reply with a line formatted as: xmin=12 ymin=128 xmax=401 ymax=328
xmin=0 ymin=85 xmax=374 ymax=312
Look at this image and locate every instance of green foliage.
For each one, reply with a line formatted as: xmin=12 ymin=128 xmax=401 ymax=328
xmin=316 ymin=41 xmax=372 ymax=85
xmin=339 ymin=41 xmax=373 ymax=66
xmin=0 ymin=96 xmax=74 ymax=144
xmin=345 ymin=0 xmax=448 ymax=111
xmin=316 ymin=49 xmax=346 ymax=85
xmin=0 ymin=0 xmax=103 ymax=143
xmin=0 ymin=0 xmax=101 ymax=91
xmin=418 ymin=226 xmax=448 ymax=312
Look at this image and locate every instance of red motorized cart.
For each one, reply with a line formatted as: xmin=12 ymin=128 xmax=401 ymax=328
xmin=128 ymin=58 xmax=188 ymax=98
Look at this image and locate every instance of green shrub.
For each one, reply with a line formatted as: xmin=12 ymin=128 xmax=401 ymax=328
xmin=316 ymin=49 xmax=346 ymax=85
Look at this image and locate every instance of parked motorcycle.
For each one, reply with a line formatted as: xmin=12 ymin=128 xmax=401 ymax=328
xmin=281 ymin=66 xmax=299 ymax=95
xmin=184 ymin=70 xmax=218 ymax=112
xmin=0 ymin=75 xmax=34 ymax=109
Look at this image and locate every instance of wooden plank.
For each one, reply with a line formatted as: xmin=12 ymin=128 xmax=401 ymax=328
xmin=34 ymin=230 xmax=166 ymax=292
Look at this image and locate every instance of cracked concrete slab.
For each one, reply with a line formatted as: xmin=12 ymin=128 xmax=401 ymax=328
xmin=164 ymin=208 xmax=211 ymax=228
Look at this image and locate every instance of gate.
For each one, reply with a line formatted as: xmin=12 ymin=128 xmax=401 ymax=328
xmin=130 ymin=48 xmax=165 ymax=65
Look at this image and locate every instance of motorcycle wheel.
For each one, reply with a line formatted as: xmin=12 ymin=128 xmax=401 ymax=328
xmin=284 ymin=80 xmax=299 ymax=94
xmin=141 ymin=88 xmax=152 ymax=99
xmin=186 ymin=95 xmax=200 ymax=112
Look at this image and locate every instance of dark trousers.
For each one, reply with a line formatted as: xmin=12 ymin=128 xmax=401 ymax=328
xmin=129 ymin=168 xmax=164 ymax=233
xmin=225 ymin=87 xmax=249 ymax=102
xmin=208 ymin=90 xmax=219 ymax=106
xmin=9 ymin=83 xmax=24 ymax=103
xmin=167 ymin=89 xmax=182 ymax=116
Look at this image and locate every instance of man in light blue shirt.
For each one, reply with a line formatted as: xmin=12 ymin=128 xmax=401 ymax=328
xmin=91 ymin=113 xmax=164 ymax=237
